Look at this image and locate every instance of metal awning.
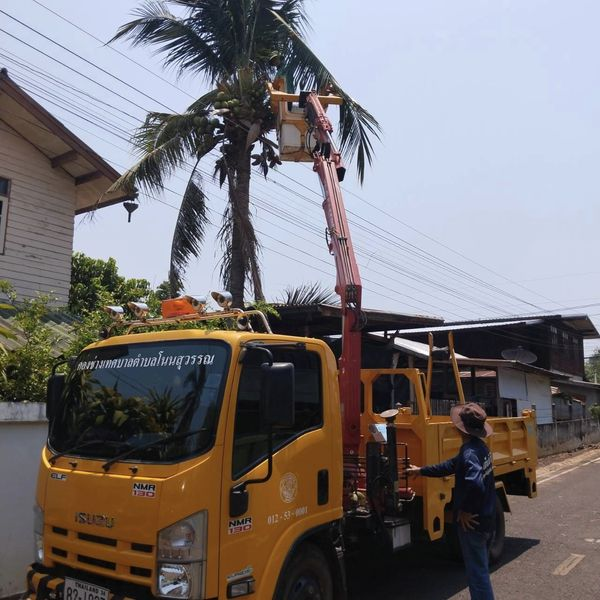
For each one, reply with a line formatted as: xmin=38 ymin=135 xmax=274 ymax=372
xmin=367 ymin=332 xmax=468 ymax=360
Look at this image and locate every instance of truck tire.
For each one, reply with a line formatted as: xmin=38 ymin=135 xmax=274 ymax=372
xmin=487 ymin=495 xmax=505 ymax=565
xmin=275 ymin=542 xmax=333 ymax=600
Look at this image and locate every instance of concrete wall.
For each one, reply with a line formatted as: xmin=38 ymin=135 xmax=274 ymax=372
xmin=537 ymin=418 xmax=600 ymax=458
xmin=0 ymin=403 xmax=47 ymax=599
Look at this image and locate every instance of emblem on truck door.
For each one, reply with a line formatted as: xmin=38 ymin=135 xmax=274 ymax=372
xmin=279 ymin=472 xmax=298 ymax=503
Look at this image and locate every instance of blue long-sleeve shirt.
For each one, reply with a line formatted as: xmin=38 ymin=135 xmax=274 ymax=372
xmin=420 ymin=437 xmax=496 ymax=533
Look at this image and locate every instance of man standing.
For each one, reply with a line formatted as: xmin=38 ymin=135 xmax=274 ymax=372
xmin=407 ymin=402 xmax=496 ymax=600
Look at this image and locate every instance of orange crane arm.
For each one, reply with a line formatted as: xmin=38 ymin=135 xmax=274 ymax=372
xmin=303 ymin=92 xmax=363 ymax=458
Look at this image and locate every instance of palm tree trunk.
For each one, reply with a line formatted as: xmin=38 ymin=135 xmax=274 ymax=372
xmin=228 ymin=146 xmax=252 ymax=308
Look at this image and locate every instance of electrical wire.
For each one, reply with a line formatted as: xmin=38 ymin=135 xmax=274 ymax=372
xmin=0 ymin=8 xmax=175 ymax=112
xmin=0 ymin=20 xmax=591 ymax=324
xmin=0 ymin=42 xmax=554 ymax=315
xmin=29 ymin=0 xmax=197 ymax=101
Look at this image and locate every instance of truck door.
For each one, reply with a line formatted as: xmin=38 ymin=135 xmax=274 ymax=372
xmin=219 ymin=344 xmax=334 ymax=598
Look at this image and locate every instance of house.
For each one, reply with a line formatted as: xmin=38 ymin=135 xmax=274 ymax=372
xmin=391 ymin=315 xmax=600 ymax=421
xmin=0 ymin=68 xmax=133 ymax=304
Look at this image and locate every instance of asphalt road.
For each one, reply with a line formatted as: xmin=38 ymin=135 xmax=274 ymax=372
xmin=347 ymin=446 xmax=600 ymax=599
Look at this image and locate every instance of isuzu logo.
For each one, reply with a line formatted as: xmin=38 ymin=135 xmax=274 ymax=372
xmin=75 ymin=512 xmax=116 ymax=529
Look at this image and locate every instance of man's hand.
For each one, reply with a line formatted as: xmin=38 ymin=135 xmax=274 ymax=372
xmin=456 ymin=510 xmax=479 ymax=531
xmin=405 ymin=464 xmax=421 ymax=477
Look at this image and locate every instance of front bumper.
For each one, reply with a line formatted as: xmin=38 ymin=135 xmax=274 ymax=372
xmin=25 ymin=564 xmax=137 ymax=600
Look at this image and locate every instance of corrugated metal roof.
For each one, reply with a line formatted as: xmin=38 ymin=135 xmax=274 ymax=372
xmin=392 ymin=319 xmax=543 ymax=335
xmin=368 ymin=332 xmax=468 ymax=360
xmin=0 ymin=310 xmax=77 ymax=356
xmin=456 ymin=358 xmax=570 ymax=379
xmin=442 ymin=314 xmax=599 ymax=339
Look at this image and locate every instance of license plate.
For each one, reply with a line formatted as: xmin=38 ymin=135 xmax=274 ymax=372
xmin=63 ymin=578 xmax=109 ymax=600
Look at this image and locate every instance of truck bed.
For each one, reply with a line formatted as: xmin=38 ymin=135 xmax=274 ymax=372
xmin=359 ymin=368 xmax=538 ymax=540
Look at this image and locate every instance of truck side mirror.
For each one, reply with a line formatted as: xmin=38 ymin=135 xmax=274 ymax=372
xmin=261 ymin=362 xmax=295 ymax=428
xmin=46 ymin=374 xmax=66 ymax=421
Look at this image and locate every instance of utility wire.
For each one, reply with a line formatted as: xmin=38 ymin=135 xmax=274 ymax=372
xmin=29 ymin=0 xmax=196 ymax=101
xmin=0 ymin=8 xmax=175 ymax=112
xmin=0 ymin=24 xmax=580 ymax=319
xmin=0 ymin=28 xmax=149 ymax=113
xmin=0 ymin=39 xmax=548 ymax=315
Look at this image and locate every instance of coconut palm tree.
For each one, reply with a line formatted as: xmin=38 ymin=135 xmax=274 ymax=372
xmin=111 ymin=0 xmax=380 ymax=306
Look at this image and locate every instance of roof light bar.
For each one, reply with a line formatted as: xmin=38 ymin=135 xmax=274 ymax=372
xmin=127 ymin=301 xmax=150 ymax=320
xmin=184 ymin=295 xmax=207 ymax=314
xmin=211 ymin=291 xmax=233 ymax=310
xmin=103 ymin=305 xmax=124 ymax=321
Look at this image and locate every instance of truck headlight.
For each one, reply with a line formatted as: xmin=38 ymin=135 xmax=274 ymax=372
xmin=157 ymin=512 xmax=206 ymax=599
xmin=33 ymin=505 xmax=44 ymax=563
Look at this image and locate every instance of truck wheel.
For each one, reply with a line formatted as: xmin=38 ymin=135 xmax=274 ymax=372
xmin=275 ymin=543 xmax=333 ymax=600
xmin=488 ymin=495 xmax=505 ymax=565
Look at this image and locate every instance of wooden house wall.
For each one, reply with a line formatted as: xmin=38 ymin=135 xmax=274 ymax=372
xmin=0 ymin=120 xmax=74 ymax=304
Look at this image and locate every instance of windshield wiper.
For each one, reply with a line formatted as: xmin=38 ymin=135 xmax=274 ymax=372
xmin=49 ymin=440 xmax=131 ymax=465
xmin=101 ymin=428 xmax=209 ymax=472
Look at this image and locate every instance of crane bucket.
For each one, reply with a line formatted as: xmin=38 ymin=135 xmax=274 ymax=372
xmin=267 ymin=79 xmax=342 ymax=162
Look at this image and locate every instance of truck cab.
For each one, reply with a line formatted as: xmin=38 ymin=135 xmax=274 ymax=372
xmin=30 ymin=328 xmax=344 ymax=600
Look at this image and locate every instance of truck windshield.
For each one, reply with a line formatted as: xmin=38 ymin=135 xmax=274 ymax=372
xmin=49 ymin=340 xmax=230 ymax=463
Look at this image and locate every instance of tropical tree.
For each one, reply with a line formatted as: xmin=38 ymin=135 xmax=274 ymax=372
xmin=69 ymin=252 xmax=154 ymax=315
xmin=110 ymin=0 xmax=380 ymax=306
xmin=585 ymin=347 xmax=600 ymax=383
xmin=279 ymin=282 xmax=337 ymax=306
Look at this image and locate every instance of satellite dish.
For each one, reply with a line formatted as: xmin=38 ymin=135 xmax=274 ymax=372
xmin=501 ymin=346 xmax=538 ymax=364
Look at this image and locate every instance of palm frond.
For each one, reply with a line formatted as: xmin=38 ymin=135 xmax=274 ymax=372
xmin=270 ymin=9 xmax=381 ymax=182
xmin=108 ymin=133 xmax=190 ymax=195
xmin=186 ymin=87 xmax=220 ymax=114
xmin=168 ymin=162 xmax=210 ymax=294
xmin=132 ymin=111 xmax=198 ymax=157
xmin=279 ymin=282 xmax=337 ymax=306
xmin=110 ymin=0 xmax=228 ymax=81
xmin=217 ymin=204 xmax=233 ymax=290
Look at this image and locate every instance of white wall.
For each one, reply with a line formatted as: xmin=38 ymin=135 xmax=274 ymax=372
xmin=0 ymin=403 xmax=47 ymax=599
xmin=498 ymin=367 xmax=553 ymax=424
xmin=0 ymin=120 xmax=75 ymax=304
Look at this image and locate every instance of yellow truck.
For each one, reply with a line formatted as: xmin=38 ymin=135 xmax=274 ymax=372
xmin=24 ymin=87 xmax=537 ymax=600
xmin=25 ymin=302 xmax=537 ymax=600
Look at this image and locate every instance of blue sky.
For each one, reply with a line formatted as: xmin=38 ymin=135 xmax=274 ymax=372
xmin=1 ymin=0 xmax=599 ymax=353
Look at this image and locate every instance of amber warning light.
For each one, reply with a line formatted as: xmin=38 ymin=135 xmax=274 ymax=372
xmin=161 ymin=297 xmax=196 ymax=318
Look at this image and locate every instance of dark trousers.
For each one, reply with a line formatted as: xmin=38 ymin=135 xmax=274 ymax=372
xmin=457 ymin=528 xmax=495 ymax=600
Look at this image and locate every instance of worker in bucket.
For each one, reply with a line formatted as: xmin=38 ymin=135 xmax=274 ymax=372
xmin=406 ymin=403 xmax=495 ymax=600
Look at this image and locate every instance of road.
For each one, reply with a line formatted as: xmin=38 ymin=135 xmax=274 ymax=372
xmin=347 ymin=446 xmax=600 ymax=599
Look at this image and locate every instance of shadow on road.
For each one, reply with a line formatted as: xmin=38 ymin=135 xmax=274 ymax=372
xmin=347 ymin=536 xmax=540 ymax=600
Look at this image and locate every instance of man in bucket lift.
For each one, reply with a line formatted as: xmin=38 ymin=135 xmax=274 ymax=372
xmin=407 ymin=403 xmax=496 ymax=600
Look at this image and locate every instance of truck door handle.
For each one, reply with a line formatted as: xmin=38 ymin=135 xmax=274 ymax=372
xmin=317 ymin=469 xmax=329 ymax=505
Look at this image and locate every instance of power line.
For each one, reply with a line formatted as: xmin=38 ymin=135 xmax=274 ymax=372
xmin=0 ymin=52 xmax=140 ymax=127
xmin=0 ymin=18 xmax=578 ymax=318
xmin=0 ymin=8 xmax=175 ymax=112
xmin=0 ymin=30 xmax=543 ymax=314
xmin=0 ymin=27 xmax=149 ymax=113
xmin=29 ymin=0 xmax=196 ymax=101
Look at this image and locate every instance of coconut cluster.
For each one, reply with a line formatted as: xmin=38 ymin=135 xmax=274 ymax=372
xmin=213 ymin=83 xmax=270 ymax=124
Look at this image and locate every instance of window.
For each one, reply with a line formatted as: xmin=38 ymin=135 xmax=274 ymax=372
xmin=0 ymin=176 xmax=10 ymax=253
xmin=232 ymin=347 xmax=323 ymax=479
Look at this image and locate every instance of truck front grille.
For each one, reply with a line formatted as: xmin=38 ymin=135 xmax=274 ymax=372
xmin=46 ymin=524 xmax=154 ymax=585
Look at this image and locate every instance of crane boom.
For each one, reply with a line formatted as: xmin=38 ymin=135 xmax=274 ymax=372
xmin=268 ymin=81 xmax=364 ymax=458
xmin=303 ymin=92 xmax=363 ymax=458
